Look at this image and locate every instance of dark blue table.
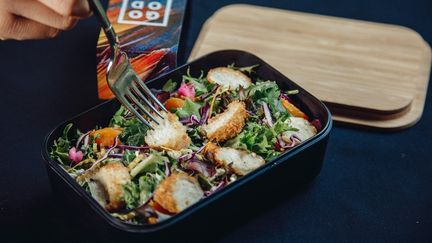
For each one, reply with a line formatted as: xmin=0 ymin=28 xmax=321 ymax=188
xmin=0 ymin=0 xmax=431 ymax=242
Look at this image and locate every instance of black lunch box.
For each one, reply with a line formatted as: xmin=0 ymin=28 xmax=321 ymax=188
xmin=42 ymin=50 xmax=332 ymax=240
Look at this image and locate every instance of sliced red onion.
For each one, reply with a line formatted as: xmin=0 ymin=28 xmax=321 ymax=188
xmin=280 ymin=93 xmax=293 ymax=102
xmin=311 ymin=119 xmax=322 ymax=132
xmin=118 ymin=144 xmax=149 ymax=151
xmin=262 ymin=102 xmax=273 ymax=127
xmin=186 ymin=159 xmax=215 ymax=177
xmin=199 ymin=102 xmax=211 ymax=124
xmin=275 ymin=134 xmax=301 ymax=151
xmin=107 ymin=153 xmax=124 ymax=158
xmin=204 ymin=181 xmax=226 ymax=196
xmin=177 ymin=152 xmax=196 ymax=163
xmin=164 ymin=160 xmax=171 ymax=177
xmin=75 ymin=131 xmax=91 ymax=149
xmin=180 ymin=115 xmax=201 ymax=126
xmin=199 ymin=85 xmax=219 ymax=100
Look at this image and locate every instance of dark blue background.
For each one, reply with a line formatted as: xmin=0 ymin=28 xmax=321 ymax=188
xmin=0 ymin=0 xmax=431 ymax=242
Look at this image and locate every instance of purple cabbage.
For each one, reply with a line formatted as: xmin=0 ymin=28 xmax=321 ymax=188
xmin=274 ymin=134 xmax=301 ymax=151
xmin=204 ymin=181 xmax=226 ymax=197
xmin=311 ymin=119 xmax=322 ymax=132
xmin=186 ymin=159 xmax=215 ymax=177
xmin=75 ymin=131 xmax=91 ymax=149
xmin=118 ymin=144 xmax=149 ymax=151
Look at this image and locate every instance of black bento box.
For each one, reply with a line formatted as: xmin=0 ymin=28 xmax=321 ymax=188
xmin=41 ymin=50 xmax=332 ymax=238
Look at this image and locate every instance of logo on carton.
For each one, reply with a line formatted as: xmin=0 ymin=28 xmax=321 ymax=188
xmin=118 ymin=0 xmax=172 ymax=26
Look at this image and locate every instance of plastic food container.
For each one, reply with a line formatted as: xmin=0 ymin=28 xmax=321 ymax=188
xmin=41 ymin=50 xmax=332 ymax=237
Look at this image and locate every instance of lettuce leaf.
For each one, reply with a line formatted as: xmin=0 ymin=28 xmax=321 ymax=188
xmin=246 ymin=80 xmax=288 ymax=119
xmin=225 ymin=115 xmax=294 ymax=160
xmin=175 ymin=98 xmax=202 ymax=118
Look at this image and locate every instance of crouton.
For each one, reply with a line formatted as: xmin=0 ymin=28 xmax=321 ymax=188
xmin=207 ymin=67 xmax=251 ymax=90
xmin=145 ymin=112 xmax=191 ymax=151
xmin=204 ymin=143 xmax=265 ymax=176
xmin=201 ymin=101 xmax=248 ymax=142
xmin=89 ymin=162 xmax=131 ymax=211
xmin=281 ymin=117 xmax=317 ymax=142
xmin=153 ymin=173 xmax=204 ymax=214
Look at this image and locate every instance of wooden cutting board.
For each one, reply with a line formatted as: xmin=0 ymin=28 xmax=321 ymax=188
xmin=189 ymin=4 xmax=431 ymax=130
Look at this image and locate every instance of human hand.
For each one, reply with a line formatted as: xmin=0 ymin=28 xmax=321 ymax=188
xmin=0 ymin=0 xmax=92 ymax=40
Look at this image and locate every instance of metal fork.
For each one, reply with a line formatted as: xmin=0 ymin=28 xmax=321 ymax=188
xmin=88 ymin=0 xmax=167 ymax=129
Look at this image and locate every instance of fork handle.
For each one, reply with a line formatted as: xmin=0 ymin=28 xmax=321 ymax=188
xmin=88 ymin=0 xmax=120 ymax=49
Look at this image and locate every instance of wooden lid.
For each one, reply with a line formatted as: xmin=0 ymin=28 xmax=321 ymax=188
xmin=189 ymin=4 xmax=431 ymax=130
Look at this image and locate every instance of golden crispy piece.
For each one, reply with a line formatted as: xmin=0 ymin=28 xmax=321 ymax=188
xmin=207 ymin=67 xmax=251 ymax=90
xmin=204 ymin=142 xmax=265 ymax=176
xmin=153 ymin=173 xmax=204 ymax=214
xmin=201 ymin=101 xmax=248 ymax=142
xmin=89 ymin=162 xmax=131 ymax=211
xmin=145 ymin=112 xmax=191 ymax=151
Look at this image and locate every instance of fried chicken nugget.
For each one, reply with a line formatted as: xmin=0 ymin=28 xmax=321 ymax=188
xmin=201 ymin=101 xmax=248 ymax=142
xmin=207 ymin=67 xmax=251 ymax=90
xmin=89 ymin=162 xmax=131 ymax=211
xmin=145 ymin=112 xmax=191 ymax=151
xmin=204 ymin=142 xmax=265 ymax=176
xmin=153 ymin=173 xmax=204 ymax=214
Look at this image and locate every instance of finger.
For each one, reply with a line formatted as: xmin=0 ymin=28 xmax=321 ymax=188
xmin=38 ymin=0 xmax=92 ymax=18
xmin=0 ymin=14 xmax=60 ymax=40
xmin=8 ymin=0 xmax=77 ymax=31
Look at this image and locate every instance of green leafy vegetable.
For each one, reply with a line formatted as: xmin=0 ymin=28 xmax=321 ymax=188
xmin=50 ymin=123 xmax=74 ymax=165
xmin=182 ymin=68 xmax=214 ymax=96
xmin=246 ymin=80 xmax=288 ymax=119
xmin=130 ymin=154 xmax=168 ymax=178
xmin=162 ymin=79 xmax=177 ymax=92
xmin=227 ymin=63 xmax=259 ymax=74
xmin=175 ymin=98 xmax=202 ymax=118
xmin=225 ymin=114 xmax=295 ymax=160
xmin=122 ymin=150 xmax=136 ymax=166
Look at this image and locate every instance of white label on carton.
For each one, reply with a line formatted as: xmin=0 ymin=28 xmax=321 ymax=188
xmin=118 ymin=0 xmax=172 ymax=27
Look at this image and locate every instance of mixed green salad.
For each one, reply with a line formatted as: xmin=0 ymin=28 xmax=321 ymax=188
xmin=50 ymin=64 xmax=321 ymax=224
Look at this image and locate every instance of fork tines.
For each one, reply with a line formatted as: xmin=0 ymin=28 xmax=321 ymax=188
xmin=122 ymin=76 xmax=168 ymax=129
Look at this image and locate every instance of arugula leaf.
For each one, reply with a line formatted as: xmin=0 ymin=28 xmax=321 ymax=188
xmin=227 ymin=63 xmax=259 ymax=74
xmin=225 ymin=115 xmax=294 ymax=160
xmin=50 ymin=123 xmax=74 ymax=165
xmin=118 ymin=118 xmax=148 ymax=146
xmin=182 ymin=68 xmax=214 ymax=96
xmin=123 ymin=169 xmax=165 ymax=209
xmin=246 ymin=80 xmax=288 ymax=119
xmin=175 ymin=98 xmax=202 ymax=118
xmin=122 ymin=150 xmax=136 ymax=166
xmin=123 ymin=181 xmax=140 ymax=209
xmin=110 ymin=106 xmax=128 ymax=127
xmin=162 ymin=79 xmax=177 ymax=92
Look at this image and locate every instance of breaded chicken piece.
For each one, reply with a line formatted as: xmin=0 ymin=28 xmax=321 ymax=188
xmin=207 ymin=67 xmax=251 ymax=90
xmin=281 ymin=117 xmax=317 ymax=142
xmin=145 ymin=112 xmax=191 ymax=151
xmin=89 ymin=162 xmax=131 ymax=211
xmin=204 ymin=143 xmax=265 ymax=176
xmin=153 ymin=173 xmax=204 ymax=214
xmin=201 ymin=101 xmax=248 ymax=142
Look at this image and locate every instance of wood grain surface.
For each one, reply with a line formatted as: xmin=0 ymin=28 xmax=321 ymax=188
xmin=189 ymin=4 xmax=431 ymax=130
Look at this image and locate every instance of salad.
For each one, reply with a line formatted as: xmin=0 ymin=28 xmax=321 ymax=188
xmin=50 ymin=64 xmax=321 ymax=224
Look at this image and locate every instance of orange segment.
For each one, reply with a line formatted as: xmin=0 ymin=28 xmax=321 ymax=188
xmin=90 ymin=127 xmax=123 ymax=147
xmin=164 ymin=97 xmax=185 ymax=111
xmin=281 ymin=98 xmax=309 ymax=120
